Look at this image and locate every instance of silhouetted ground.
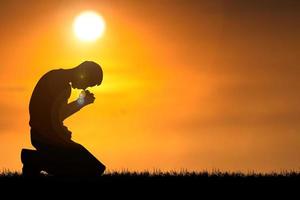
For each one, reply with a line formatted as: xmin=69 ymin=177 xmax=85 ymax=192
xmin=1 ymin=170 xmax=299 ymax=197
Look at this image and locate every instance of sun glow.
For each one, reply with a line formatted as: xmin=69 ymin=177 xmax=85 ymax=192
xmin=73 ymin=11 xmax=106 ymax=42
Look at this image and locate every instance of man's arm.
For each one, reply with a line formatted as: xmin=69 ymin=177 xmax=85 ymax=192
xmin=59 ymin=90 xmax=95 ymax=121
xmin=51 ymin=89 xmax=73 ymax=141
xmin=59 ymin=100 xmax=83 ymax=121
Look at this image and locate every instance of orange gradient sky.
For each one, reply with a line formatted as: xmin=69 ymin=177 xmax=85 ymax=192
xmin=0 ymin=0 xmax=299 ymax=172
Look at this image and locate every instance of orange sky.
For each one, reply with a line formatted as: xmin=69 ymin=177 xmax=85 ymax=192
xmin=0 ymin=0 xmax=299 ymax=172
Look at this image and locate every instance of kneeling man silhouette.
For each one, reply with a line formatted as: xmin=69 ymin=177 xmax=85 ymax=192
xmin=21 ymin=61 xmax=106 ymax=176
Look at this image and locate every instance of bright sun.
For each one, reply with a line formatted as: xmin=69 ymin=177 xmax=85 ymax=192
xmin=73 ymin=11 xmax=106 ymax=42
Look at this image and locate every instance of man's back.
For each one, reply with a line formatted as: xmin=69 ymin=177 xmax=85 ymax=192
xmin=29 ymin=69 xmax=71 ymax=147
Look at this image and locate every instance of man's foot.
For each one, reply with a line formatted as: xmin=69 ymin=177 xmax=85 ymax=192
xmin=22 ymin=165 xmax=41 ymax=177
xmin=21 ymin=149 xmax=42 ymax=177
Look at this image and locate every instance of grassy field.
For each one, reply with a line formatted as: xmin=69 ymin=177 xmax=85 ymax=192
xmin=1 ymin=170 xmax=299 ymax=183
xmin=0 ymin=170 xmax=299 ymax=196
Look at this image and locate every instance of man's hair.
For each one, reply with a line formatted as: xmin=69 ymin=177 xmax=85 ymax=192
xmin=76 ymin=61 xmax=103 ymax=85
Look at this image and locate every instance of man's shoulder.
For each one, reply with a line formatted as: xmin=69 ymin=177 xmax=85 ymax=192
xmin=34 ymin=69 xmax=69 ymax=93
xmin=43 ymin=69 xmax=64 ymax=77
xmin=39 ymin=69 xmax=65 ymax=83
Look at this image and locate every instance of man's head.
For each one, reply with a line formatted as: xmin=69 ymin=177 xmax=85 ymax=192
xmin=71 ymin=61 xmax=103 ymax=89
